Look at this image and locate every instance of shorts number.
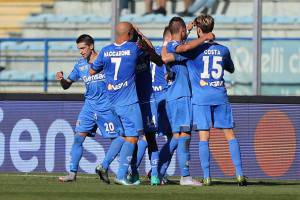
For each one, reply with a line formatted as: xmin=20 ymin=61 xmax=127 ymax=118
xmin=111 ymin=57 xmax=122 ymax=80
xmin=104 ymin=122 xmax=115 ymax=132
xmin=201 ymin=56 xmax=223 ymax=79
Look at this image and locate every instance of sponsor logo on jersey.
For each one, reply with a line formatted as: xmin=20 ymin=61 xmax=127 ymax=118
xmin=82 ymin=73 xmax=105 ymax=84
xmin=107 ymin=81 xmax=128 ymax=91
xmin=79 ymin=65 xmax=88 ymax=71
xmin=200 ymin=80 xmax=224 ymax=87
xmin=104 ymin=50 xmax=131 ymax=57
xmin=152 ymin=85 xmax=163 ymax=92
xmin=200 ymin=80 xmax=208 ymax=86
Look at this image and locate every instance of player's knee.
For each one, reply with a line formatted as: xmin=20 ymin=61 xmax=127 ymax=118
xmin=199 ymin=131 xmax=210 ymax=141
xmin=74 ymin=133 xmax=86 ymax=145
xmin=125 ymin=136 xmax=138 ymax=144
xmin=223 ymin=129 xmax=235 ymax=141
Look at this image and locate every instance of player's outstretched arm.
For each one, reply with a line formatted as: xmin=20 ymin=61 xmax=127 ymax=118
xmin=56 ymin=71 xmax=72 ymax=90
xmin=175 ymin=32 xmax=215 ymax=53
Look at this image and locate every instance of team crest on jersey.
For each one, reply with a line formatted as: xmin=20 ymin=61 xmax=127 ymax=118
xmin=79 ymin=65 xmax=88 ymax=71
xmin=200 ymin=80 xmax=208 ymax=87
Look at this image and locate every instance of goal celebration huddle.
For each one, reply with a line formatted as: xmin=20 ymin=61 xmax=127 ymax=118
xmin=56 ymin=14 xmax=247 ymax=187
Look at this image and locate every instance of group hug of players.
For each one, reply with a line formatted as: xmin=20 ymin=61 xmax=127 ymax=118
xmin=56 ymin=14 xmax=247 ymax=186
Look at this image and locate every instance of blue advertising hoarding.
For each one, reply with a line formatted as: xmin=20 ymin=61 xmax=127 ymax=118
xmin=0 ymin=101 xmax=299 ymax=179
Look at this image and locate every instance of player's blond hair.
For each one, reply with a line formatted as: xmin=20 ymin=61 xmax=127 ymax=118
xmin=195 ymin=14 xmax=214 ymax=33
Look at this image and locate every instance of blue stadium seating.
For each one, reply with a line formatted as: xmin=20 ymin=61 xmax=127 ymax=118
xmin=213 ymin=15 xmax=236 ymax=24
xmin=276 ymin=16 xmax=296 ymax=24
xmin=235 ymin=16 xmax=252 ymax=24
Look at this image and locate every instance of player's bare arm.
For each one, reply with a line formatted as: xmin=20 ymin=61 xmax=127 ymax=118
xmin=175 ymin=32 xmax=215 ymax=53
xmin=89 ymin=68 xmax=97 ymax=76
xmin=56 ymin=71 xmax=73 ymax=90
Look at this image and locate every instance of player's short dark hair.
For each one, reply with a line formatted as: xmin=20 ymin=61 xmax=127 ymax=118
xmin=195 ymin=14 xmax=214 ymax=33
xmin=168 ymin=17 xmax=186 ymax=35
xmin=163 ymin=26 xmax=170 ymax=39
xmin=76 ymin=34 xmax=94 ymax=46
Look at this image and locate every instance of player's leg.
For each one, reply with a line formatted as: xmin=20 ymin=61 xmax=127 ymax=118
xmin=156 ymin=98 xmax=177 ymax=182
xmin=193 ymin=104 xmax=213 ymax=186
xmin=95 ymin=109 xmax=125 ymax=184
xmin=145 ymin=133 xmax=160 ymax=185
xmin=167 ymin=97 xmax=201 ymax=186
xmin=158 ymin=133 xmax=178 ymax=182
xmin=115 ymin=103 xmax=143 ymax=185
xmin=59 ymin=107 xmax=92 ymax=182
xmin=214 ymin=103 xmax=247 ymax=186
xmin=129 ymin=135 xmax=148 ymax=185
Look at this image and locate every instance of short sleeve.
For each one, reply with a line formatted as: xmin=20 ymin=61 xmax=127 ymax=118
xmin=92 ymin=49 xmax=104 ymax=72
xmin=166 ymin=41 xmax=180 ymax=53
xmin=68 ymin=65 xmax=80 ymax=82
xmin=223 ymin=48 xmax=234 ymax=73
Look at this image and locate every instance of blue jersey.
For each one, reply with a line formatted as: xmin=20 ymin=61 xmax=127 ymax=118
xmin=92 ymin=41 xmax=144 ymax=107
xmin=166 ymin=40 xmax=191 ymax=101
xmin=136 ymin=53 xmax=153 ymax=103
xmin=68 ymin=57 xmax=111 ymax=111
xmin=187 ymin=42 xmax=234 ymax=105
xmin=151 ymin=46 xmax=168 ymax=98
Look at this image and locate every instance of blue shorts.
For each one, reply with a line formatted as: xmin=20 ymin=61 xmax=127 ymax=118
xmin=140 ymin=100 xmax=158 ymax=133
xmin=75 ymin=103 xmax=123 ymax=138
xmin=192 ymin=103 xmax=234 ymax=130
xmin=166 ymin=96 xmax=192 ymax=133
xmin=114 ymin=103 xmax=144 ymax=137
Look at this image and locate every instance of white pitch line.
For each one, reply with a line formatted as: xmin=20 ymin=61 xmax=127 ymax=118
xmin=0 ymin=173 xmax=98 ymax=179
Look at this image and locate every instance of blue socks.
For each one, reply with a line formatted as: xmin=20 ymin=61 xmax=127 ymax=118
xmin=131 ymin=139 xmax=148 ymax=175
xmin=102 ymin=136 xmax=125 ymax=170
xmin=228 ymin=138 xmax=243 ymax=176
xmin=150 ymin=151 xmax=159 ymax=177
xmin=177 ymin=136 xmax=191 ymax=177
xmin=117 ymin=141 xmax=135 ymax=180
xmin=70 ymin=134 xmax=85 ymax=172
xmin=158 ymin=136 xmax=178 ymax=177
xmin=199 ymin=141 xmax=210 ymax=178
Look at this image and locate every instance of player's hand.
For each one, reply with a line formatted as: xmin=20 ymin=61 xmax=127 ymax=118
xmin=186 ymin=21 xmax=195 ymax=32
xmin=56 ymin=71 xmax=64 ymax=81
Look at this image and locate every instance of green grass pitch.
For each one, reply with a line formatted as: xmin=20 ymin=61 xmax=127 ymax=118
xmin=0 ymin=173 xmax=299 ymax=200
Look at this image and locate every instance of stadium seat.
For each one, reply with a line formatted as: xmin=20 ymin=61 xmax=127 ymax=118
xmin=88 ymin=16 xmax=110 ymax=24
xmin=235 ymin=16 xmax=253 ymax=24
xmin=132 ymin=14 xmax=156 ymax=23
xmin=0 ymin=70 xmax=33 ymax=81
xmin=25 ymin=14 xmax=51 ymax=23
xmin=120 ymin=14 xmax=138 ymax=22
xmin=262 ymin=16 xmax=276 ymax=24
xmin=46 ymin=14 xmax=67 ymax=23
xmin=212 ymin=15 xmax=236 ymax=24
xmin=275 ymin=16 xmax=296 ymax=24
xmin=67 ymin=15 xmax=89 ymax=23
xmin=49 ymin=44 xmax=72 ymax=51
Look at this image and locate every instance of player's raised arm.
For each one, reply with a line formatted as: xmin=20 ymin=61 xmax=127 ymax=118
xmin=56 ymin=71 xmax=73 ymax=90
xmin=174 ymin=32 xmax=214 ymax=53
xmin=134 ymin=27 xmax=164 ymax=66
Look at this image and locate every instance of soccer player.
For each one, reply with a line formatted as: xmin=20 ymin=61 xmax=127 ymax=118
xmin=161 ymin=17 xmax=214 ymax=186
xmin=129 ymin=27 xmax=174 ymax=186
xmin=56 ymin=34 xmax=124 ymax=182
xmin=188 ymin=14 xmax=247 ymax=186
xmin=90 ymin=22 xmax=161 ymax=185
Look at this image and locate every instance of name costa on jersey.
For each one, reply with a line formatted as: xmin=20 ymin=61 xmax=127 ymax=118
xmin=82 ymin=73 xmax=105 ymax=84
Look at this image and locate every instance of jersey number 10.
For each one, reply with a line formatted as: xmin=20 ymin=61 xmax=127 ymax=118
xmin=201 ymin=56 xmax=223 ymax=79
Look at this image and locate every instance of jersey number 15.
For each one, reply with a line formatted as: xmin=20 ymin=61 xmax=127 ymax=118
xmin=201 ymin=56 xmax=223 ymax=79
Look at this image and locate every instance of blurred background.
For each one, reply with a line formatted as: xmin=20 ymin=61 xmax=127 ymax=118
xmin=0 ymin=0 xmax=299 ymax=95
